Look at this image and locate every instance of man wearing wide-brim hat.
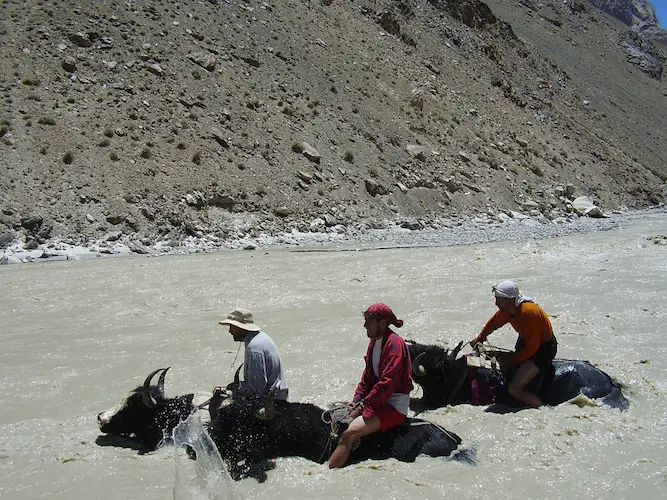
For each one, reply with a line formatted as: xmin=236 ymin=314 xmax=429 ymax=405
xmin=218 ymin=308 xmax=289 ymax=401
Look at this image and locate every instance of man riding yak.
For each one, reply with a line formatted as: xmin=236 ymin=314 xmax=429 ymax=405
xmin=470 ymin=280 xmax=558 ymax=407
xmin=97 ymin=303 xmax=464 ymax=480
xmin=329 ymin=303 xmax=413 ymax=468
xmin=409 ymin=278 xmax=627 ymax=410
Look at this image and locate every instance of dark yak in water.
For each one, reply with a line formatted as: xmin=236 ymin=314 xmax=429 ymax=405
xmin=407 ymin=340 xmax=629 ymax=411
xmin=97 ymin=368 xmax=466 ymax=480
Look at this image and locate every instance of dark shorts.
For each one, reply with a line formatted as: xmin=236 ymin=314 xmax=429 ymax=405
xmin=373 ymin=404 xmax=407 ymax=431
xmin=528 ymin=336 xmax=558 ymax=373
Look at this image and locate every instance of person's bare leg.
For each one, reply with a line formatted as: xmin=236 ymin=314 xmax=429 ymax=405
xmin=328 ymin=415 xmax=381 ymax=468
xmin=508 ymin=361 xmax=542 ymax=407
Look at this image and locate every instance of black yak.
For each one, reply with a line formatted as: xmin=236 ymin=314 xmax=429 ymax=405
xmin=407 ymin=340 xmax=629 ymax=411
xmin=97 ymin=368 xmax=464 ymax=479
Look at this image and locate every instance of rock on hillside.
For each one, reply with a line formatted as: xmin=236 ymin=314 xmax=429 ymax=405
xmin=0 ymin=0 xmax=665 ymax=249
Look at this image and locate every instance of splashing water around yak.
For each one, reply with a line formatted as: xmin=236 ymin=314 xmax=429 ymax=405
xmin=172 ymin=412 xmax=238 ymax=500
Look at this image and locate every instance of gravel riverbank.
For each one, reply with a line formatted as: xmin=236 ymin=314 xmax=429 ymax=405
xmin=1 ymin=207 xmax=664 ymax=264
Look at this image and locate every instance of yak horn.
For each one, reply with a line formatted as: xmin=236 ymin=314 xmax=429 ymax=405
xmin=157 ymin=367 xmax=170 ymax=398
xmin=412 ymin=353 xmax=427 ymax=376
xmin=450 ymin=341 xmax=464 ymax=360
xmin=142 ymin=367 xmax=170 ymax=409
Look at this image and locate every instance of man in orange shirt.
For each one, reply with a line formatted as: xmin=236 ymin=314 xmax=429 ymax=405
xmin=470 ymin=280 xmax=558 ymax=407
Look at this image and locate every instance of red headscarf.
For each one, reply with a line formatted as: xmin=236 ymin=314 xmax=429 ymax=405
xmin=364 ymin=303 xmax=404 ymax=328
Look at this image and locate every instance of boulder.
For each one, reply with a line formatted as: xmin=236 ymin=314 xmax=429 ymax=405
xmin=0 ymin=254 xmax=22 ymax=265
xmin=103 ymin=231 xmax=122 ymax=242
xmin=21 ymin=214 xmax=43 ymax=230
xmin=62 ymin=57 xmax=77 ymax=73
xmin=187 ymin=50 xmax=217 ymax=72
xmin=400 ymin=220 xmax=423 ymax=230
xmin=106 ymin=214 xmax=126 ymax=225
xmin=406 ymin=144 xmax=427 ymax=161
xmin=128 ymin=241 xmax=151 ymax=254
xmin=0 ymin=231 xmax=14 ymax=248
xmin=297 ymin=171 xmax=313 ymax=183
xmin=323 ymin=214 xmax=338 ymax=227
xmin=68 ymin=32 xmax=92 ymax=48
xmin=572 ymin=196 xmax=608 ymax=218
xmin=300 ymin=142 xmax=321 ymax=163
xmin=184 ymin=191 xmax=206 ymax=208
xmin=208 ymin=194 xmax=235 ymax=209
xmin=211 ymin=128 xmax=230 ymax=148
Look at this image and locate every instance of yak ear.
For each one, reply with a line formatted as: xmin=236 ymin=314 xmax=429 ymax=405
xmin=412 ymin=352 xmax=428 ymax=376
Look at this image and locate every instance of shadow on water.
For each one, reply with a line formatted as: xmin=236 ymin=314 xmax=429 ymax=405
xmin=95 ymin=434 xmax=151 ymax=454
xmin=409 ymin=397 xmax=443 ymax=415
xmin=172 ymin=411 xmax=238 ymax=500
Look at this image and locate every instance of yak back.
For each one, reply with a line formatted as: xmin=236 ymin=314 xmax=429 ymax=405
xmin=482 ymin=359 xmax=629 ymax=410
xmin=210 ymin=396 xmax=463 ymax=466
xmin=543 ymin=359 xmax=629 ymax=409
xmin=210 ymin=398 xmax=332 ymax=464
xmin=350 ymin=418 xmax=462 ymax=463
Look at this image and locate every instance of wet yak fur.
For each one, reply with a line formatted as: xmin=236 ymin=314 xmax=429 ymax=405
xmin=97 ymin=368 xmax=464 ymax=480
xmin=209 ymin=396 xmax=463 ymax=479
xmin=407 ymin=340 xmax=629 ymax=411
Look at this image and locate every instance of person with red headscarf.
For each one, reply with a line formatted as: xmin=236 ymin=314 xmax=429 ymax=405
xmin=328 ymin=303 xmax=413 ymax=468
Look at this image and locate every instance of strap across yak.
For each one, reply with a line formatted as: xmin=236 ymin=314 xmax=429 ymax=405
xmin=408 ymin=420 xmax=460 ymax=444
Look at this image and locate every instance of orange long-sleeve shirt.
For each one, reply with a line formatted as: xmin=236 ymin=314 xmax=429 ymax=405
xmin=477 ymin=302 xmax=554 ymax=365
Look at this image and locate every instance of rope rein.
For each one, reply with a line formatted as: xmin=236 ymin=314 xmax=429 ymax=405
xmin=318 ymin=402 xmax=360 ymax=463
xmin=444 ymin=363 xmax=468 ymax=406
xmin=230 ymin=343 xmax=242 ymax=368
xmin=475 ymin=342 xmax=512 ymax=375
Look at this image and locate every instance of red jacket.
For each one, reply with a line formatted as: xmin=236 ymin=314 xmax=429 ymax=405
xmin=353 ymin=331 xmax=413 ymax=418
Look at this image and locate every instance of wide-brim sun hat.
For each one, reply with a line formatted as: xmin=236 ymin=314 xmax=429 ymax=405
xmin=218 ymin=308 xmax=261 ymax=332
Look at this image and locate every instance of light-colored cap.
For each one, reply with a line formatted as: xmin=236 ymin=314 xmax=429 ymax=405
xmin=492 ymin=280 xmax=520 ymax=299
xmin=218 ymin=308 xmax=261 ymax=332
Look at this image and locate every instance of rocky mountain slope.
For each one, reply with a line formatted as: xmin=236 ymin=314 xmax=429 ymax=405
xmin=0 ymin=0 xmax=665 ymax=250
xmin=588 ymin=0 xmax=667 ymax=44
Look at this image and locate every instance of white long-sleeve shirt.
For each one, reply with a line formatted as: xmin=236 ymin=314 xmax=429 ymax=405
xmin=240 ymin=331 xmax=289 ymax=400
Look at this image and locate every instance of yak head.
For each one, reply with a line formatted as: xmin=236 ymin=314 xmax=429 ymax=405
xmin=97 ymin=367 xmax=195 ymax=450
xmin=408 ymin=341 xmax=467 ymax=405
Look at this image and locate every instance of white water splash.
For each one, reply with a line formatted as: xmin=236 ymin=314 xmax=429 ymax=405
xmin=172 ymin=411 xmax=238 ymax=500
xmin=567 ymin=393 xmax=600 ymax=408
